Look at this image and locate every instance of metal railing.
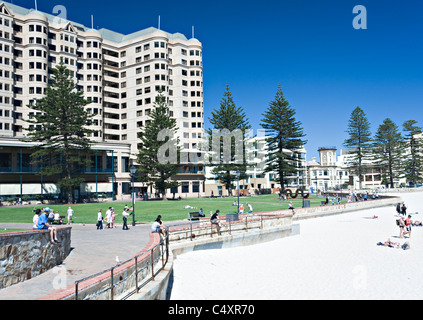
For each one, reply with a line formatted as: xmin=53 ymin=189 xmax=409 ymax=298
xmin=74 ymin=228 xmax=169 ymax=301
xmin=168 ymin=213 xmax=290 ymax=242
xmin=72 ymin=213 xmax=290 ymax=300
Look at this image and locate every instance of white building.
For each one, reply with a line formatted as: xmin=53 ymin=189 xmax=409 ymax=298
xmin=307 ymin=146 xmax=409 ymax=192
xmin=307 ymin=147 xmax=350 ymax=192
xmin=0 ymin=1 xmax=204 ymax=200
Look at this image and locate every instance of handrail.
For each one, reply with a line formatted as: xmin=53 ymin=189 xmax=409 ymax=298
xmin=74 ymin=228 xmax=169 ymax=300
xmin=167 ymin=213 xmax=290 ymax=242
xmin=72 ymin=213 xmax=290 ymax=300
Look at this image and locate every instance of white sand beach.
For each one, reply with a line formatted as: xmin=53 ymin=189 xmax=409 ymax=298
xmin=169 ymin=192 xmax=423 ymax=300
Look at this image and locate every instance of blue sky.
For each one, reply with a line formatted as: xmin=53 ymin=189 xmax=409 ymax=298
xmin=12 ymin=0 xmax=423 ymax=159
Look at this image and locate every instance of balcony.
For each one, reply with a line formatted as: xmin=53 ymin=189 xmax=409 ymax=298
xmin=178 ymin=166 xmax=205 ymax=175
xmin=0 ymin=167 xmax=114 ymax=174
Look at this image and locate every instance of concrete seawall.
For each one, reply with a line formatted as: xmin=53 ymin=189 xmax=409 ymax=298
xmin=127 ymin=196 xmax=401 ymax=300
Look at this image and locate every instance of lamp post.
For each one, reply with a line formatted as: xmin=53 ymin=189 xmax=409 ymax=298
xmin=236 ymin=170 xmax=240 ymax=215
xmin=130 ymin=165 xmax=136 ymax=226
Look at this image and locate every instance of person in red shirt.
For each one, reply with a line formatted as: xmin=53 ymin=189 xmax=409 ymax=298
xmin=403 ymin=215 xmax=412 ymax=238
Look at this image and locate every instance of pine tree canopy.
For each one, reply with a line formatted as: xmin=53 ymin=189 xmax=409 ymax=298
xmin=403 ymin=120 xmax=423 ymax=185
xmin=260 ymin=83 xmax=306 ymax=191
xmin=22 ymin=61 xmax=96 ymax=202
xmin=137 ymin=93 xmax=180 ymax=198
xmin=206 ymin=84 xmax=251 ymax=193
xmin=343 ymin=106 xmax=373 ymax=188
xmin=373 ymin=118 xmax=404 ymax=188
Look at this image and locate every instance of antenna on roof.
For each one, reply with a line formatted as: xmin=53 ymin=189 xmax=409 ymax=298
xmin=158 ymin=15 xmax=161 ymax=30
xmin=34 ymin=0 xmax=38 ymax=11
xmin=192 ymin=25 xmax=195 ymax=38
xmin=91 ymin=14 xmax=94 ymax=30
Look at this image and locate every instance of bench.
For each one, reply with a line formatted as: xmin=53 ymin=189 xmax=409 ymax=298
xmin=188 ymin=212 xmax=200 ymax=221
xmin=52 ymin=216 xmax=65 ymax=225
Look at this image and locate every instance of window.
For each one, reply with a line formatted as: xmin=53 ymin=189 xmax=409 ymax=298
xmin=182 ymin=182 xmax=189 ymax=193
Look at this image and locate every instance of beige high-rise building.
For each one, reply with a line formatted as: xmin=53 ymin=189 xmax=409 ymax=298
xmin=0 ymin=1 xmax=205 ymax=201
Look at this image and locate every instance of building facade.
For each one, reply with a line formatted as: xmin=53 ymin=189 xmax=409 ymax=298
xmin=0 ymin=1 xmax=204 ymax=201
xmin=307 ymin=146 xmax=410 ymax=192
xmin=307 ymin=147 xmax=350 ymax=192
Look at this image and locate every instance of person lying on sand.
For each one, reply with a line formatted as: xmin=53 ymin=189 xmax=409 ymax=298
xmin=377 ymin=238 xmax=410 ymax=250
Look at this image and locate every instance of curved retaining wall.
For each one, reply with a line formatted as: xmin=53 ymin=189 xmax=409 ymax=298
xmin=39 ymin=196 xmax=401 ymax=300
xmin=126 ymin=214 xmax=297 ymax=301
xmin=0 ymin=227 xmax=72 ymax=289
xmin=127 ymin=196 xmax=401 ymax=300
xmin=38 ymin=232 xmax=162 ymax=300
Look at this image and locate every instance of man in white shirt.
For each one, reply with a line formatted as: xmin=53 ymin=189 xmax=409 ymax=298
xmin=67 ymin=207 xmax=74 ymax=225
xmin=97 ymin=209 xmax=103 ymax=230
xmin=122 ymin=208 xmax=130 ymax=230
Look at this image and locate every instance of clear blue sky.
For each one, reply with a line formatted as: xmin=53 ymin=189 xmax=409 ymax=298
xmin=13 ymin=0 xmax=423 ymax=160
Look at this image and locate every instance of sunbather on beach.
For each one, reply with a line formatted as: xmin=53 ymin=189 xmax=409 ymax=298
xmin=377 ymin=238 xmax=410 ymax=250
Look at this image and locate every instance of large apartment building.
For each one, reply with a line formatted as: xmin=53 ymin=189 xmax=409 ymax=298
xmin=0 ymin=1 xmax=205 ymax=201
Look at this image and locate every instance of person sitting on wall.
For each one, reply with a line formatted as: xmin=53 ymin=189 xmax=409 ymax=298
xmin=37 ymin=207 xmax=59 ymax=244
xmin=210 ymin=210 xmax=223 ymax=234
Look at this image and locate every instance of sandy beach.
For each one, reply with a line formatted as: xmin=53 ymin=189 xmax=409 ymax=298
xmin=169 ymin=192 xmax=423 ymax=300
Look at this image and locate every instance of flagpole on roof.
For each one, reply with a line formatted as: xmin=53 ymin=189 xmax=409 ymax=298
xmin=34 ymin=0 xmax=38 ymax=11
xmin=158 ymin=15 xmax=161 ymax=30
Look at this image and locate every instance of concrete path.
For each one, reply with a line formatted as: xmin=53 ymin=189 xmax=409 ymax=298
xmin=0 ymin=220 xmax=190 ymax=300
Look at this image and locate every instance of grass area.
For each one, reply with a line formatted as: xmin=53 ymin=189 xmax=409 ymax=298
xmin=0 ymin=228 xmax=29 ymax=234
xmin=0 ymin=194 xmax=330 ymax=225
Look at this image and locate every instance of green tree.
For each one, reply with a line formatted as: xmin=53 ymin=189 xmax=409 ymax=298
xmin=206 ymin=84 xmax=251 ymax=195
xmin=260 ymin=83 xmax=307 ymax=192
xmin=373 ymin=118 xmax=404 ymax=188
xmin=136 ymin=93 xmax=180 ymax=199
xmin=343 ymin=106 xmax=373 ymax=189
xmin=23 ymin=61 xmax=95 ymax=203
xmin=403 ymin=120 xmax=423 ymax=186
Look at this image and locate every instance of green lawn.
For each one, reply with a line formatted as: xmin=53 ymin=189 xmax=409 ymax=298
xmin=0 ymin=228 xmax=29 ymax=234
xmin=0 ymin=194 xmax=329 ymax=225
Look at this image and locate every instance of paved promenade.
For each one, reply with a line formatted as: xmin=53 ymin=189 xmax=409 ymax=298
xmin=0 ymin=221 xmax=160 ymax=300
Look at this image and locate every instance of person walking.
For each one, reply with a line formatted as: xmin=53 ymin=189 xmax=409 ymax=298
xmin=111 ymin=208 xmax=116 ymax=228
xmin=97 ymin=209 xmax=103 ymax=230
xmin=398 ymin=216 xmax=406 ymax=238
xmin=67 ymin=206 xmax=74 ymax=225
xmin=122 ymin=208 xmax=130 ymax=230
xmin=404 ymin=215 xmax=412 ymax=238
xmin=105 ymin=207 xmax=112 ymax=228
xmin=288 ymin=201 xmax=295 ymax=215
